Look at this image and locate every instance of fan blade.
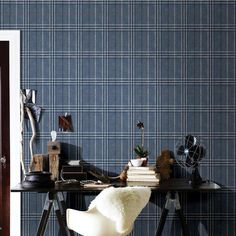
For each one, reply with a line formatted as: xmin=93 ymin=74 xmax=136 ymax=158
xmin=185 ymin=135 xmax=195 ymax=149
xmin=198 ymin=146 xmax=206 ymax=159
xmin=186 ymin=156 xmax=192 ymax=166
xmin=188 ymin=145 xmax=198 ymax=159
xmin=177 ymin=145 xmax=185 ymax=155
xmin=189 ymin=145 xmax=205 ymax=161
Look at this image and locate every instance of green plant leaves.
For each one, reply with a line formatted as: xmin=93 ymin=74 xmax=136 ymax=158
xmin=134 ymin=145 xmax=149 ymax=157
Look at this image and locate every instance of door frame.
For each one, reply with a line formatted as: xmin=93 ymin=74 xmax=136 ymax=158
xmin=0 ymin=30 xmax=21 ymax=236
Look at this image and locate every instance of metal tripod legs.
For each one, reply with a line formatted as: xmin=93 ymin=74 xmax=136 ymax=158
xmin=155 ymin=191 xmax=190 ymax=236
xmin=36 ymin=192 xmax=73 ymax=236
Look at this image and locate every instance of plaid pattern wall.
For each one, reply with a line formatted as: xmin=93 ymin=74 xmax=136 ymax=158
xmin=1 ymin=0 xmax=236 ymax=235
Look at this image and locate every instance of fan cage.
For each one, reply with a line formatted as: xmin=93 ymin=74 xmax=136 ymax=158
xmin=175 ymin=135 xmax=205 ymax=170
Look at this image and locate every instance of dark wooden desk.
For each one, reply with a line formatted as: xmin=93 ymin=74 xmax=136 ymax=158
xmin=11 ymin=179 xmax=221 ymax=236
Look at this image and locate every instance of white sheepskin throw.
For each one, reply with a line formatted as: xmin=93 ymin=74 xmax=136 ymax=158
xmin=89 ymin=186 xmax=151 ymax=234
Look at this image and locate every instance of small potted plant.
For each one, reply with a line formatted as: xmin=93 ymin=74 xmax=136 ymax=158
xmin=134 ymin=121 xmax=149 ymax=166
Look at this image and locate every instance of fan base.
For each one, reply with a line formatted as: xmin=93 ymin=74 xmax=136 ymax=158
xmin=189 ymin=167 xmax=203 ymax=186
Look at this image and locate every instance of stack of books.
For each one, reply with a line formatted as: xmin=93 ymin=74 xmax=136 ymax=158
xmin=127 ymin=166 xmax=160 ymax=186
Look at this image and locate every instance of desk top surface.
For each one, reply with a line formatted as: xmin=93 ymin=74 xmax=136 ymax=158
xmin=11 ymin=178 xmax=221 ymax=193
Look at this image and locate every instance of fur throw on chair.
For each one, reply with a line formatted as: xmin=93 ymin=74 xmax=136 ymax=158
xmin=89 ymin=186 xmax=151 ymax=234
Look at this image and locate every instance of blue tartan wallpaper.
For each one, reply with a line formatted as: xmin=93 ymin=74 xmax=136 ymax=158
xmin=1 ymin=0 xmax=236 ymax=235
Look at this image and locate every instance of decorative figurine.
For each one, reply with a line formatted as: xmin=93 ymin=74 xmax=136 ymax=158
xmin=48 ymin=130 xmax=61 ymax=181
xmin=156 ymin=149 xmax=174 ymax=180
xmin=51 ymin=130 xmax=57 ymax=142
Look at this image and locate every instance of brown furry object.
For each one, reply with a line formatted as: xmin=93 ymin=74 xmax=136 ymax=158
xmin=156 ymin=149 xmax=174 ymax=180
xmin=119 ymin=169 xmax=128 ymax=182
xmin=119 ymin=165 xmax=129 ymax=182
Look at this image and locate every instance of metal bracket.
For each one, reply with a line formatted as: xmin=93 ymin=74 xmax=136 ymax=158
xmin=164 ymin=191 xmax=181 ymax=210
xmin=174 ymin=192 xmax=181 ymax=210
xmin=164 ymin=192 xmax=173 ymax=210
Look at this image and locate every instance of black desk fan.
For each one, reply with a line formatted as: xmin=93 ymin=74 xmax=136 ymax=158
xmin=175 ymin=134 xmax=206 ymax=186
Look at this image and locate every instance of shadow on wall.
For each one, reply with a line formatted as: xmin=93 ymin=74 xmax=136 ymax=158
xmin=149 ymin=190 xmax=235 ymax=236
xmin=60 ymin=143 xmax=119 ymax=212
xmin=149 ymin=165 xmax=235 ymax=236
xmin=60 ymin=143 xmax=82 ymax=163
xmin=181 ymin=187 xmax=235 ymax=236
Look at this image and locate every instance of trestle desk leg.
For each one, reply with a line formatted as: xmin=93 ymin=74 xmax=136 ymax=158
xmin=36 ymin=193 xmax=53 ymax=236
xmin=155 ymin=191 xmax=190 ymax=236
xmin=53 ymin=194 xmax=71 ymax=236
xmin=174 ymin=192 xmax=190 ymax=236
xmin=155 ymin=192 xmax=172 ymax=236
xmin=56 ymin=192 xmax=74 ymax=236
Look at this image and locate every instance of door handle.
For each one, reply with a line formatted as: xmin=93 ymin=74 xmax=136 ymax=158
xmin=0 ymin=156 xmax=6 ymax=168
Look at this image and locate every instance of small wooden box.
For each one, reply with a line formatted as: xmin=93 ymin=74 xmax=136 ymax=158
xmin=30 ymin=154 xmax=49 ymax=172
xmin=61 ymin=165 xmax=87 ymax=181
xmin=61 ymin=172 xmax=87 ymax=181
xmin=47 ymin=141 xmax=61 ymax=155
xmin=62 ymin=165 xmax=83 ymax=173
xmin=49 ymin=154 xmax=59 ymax=181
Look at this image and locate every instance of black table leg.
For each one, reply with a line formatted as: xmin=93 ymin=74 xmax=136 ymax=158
xmin=36 ymin=192 xmax=72 ymax=236
xmin=175 ymin=209 xmax=190 ymax=236
xmin=36 ymin=193 xmax=53 ymax=236
xmin=155 ymin=192 xmax=172 ymax=236
xmin=155 ymin=208 xmax=169 ymax=236
xmin=56 ymin=192 xmax=67 ymax=215
xmin=56 ymin=192 xmax=74 ymax=236
xmin=174 ymin=192 xmax=190 ymax=236
xmin=53 ymin=196 xmax=71 ymax=236
xmin=155 ymin=191 xmax=191 ymax=236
